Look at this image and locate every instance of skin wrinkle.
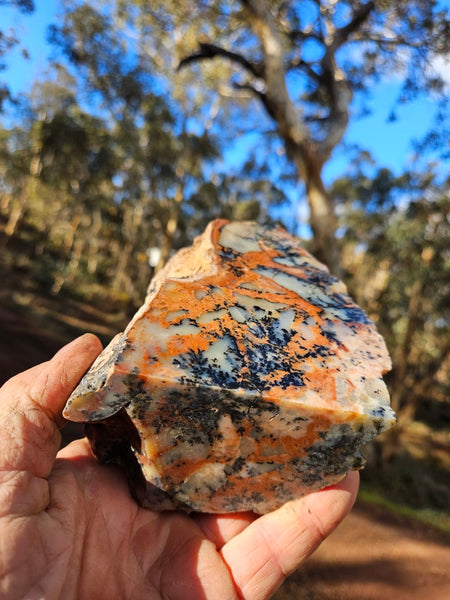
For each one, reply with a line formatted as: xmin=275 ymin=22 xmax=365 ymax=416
xmin=73 ymin=505 xmax=92 ymax=600
xmin=55 ymin=447 xmax=157 ymax=599
xmin=304 ymin=504 xmax=327 ymax=542
xmin=26 ymin=554 xmax=64 ymax=600
xmin=130 ymin=513 xmax=146 ymax=573
xmin=0 ymin=527 xmax=25 ymax=591
xmin=47 ymin=463 xmax=97 ymax=540
xmin=157 ymin=531 xmax=199 ymax=593
xmin=281 ymin=500 xmax=323 ymax=553
xmin=23 ymin=392 xmax=62 ymax=447
xmin=276 ymin=490 xmax=344 ymax=564
xmin=220 ymin=538 xmax=262 ymax=599
xmin=122 ymin=515 xmax=165 ymax=600
xmin=130 ymin=517 xmax=162 ymax=594
xmin=34 ymin=371 xmax=71 ymax=430
xmin=241 ymin=556 xmax=277 ymax=600
xmin=235 ymin=531 xmax=281 ymax=600
xmin=84 ymin=502 xmax=115 ymax=590
xmin=35 ymin=373 xmax=52 ymax=418
xmin=0 ymin=411 xmax=31 ymax=472
xmin=46 ymin=465 xmax=89 ymax=600
xmin=118 ymin=557 xmax=159 ymax=600
xmin=41 ymin=536 xmax=75 ymax=600
xmin=0 ymin=518 xmax=49 ymax=599
xmin=2 ymin=399 xmax=60 ymax=479
xmin=71 ymin=497 xmax=104 ymax=599
xmin=0 ymin=471 xmax=50 ymax=517
xmin=78 ymin=465 xmax=151 ymax=599
xmin=116 ymin=541 xmax=144 ymax=599
xmin=159 ymin=547 xmax=183 ymax=600
xmin=24 ymin=389 xmax=61 ymax=432
xmin=192 ymin=513 xmax=257 ymax=550
xmin=191 ymin=517 xmax=225 ymax=550
xmin=271 ymin=507 xmax=318 ymax=577
xmin=0 ymin=565 xmax=48 ymax=600
xmin=100 ymin=503 xmax=126 ymax=596
xmin=31 ymin=513 xmax=76 ymax=600
xmin=258 ymin=518 xmax=290 ymax=579
xmin=134 ymin=529 xmax=163 ymax=592
xmin=159 ymin=532 xmax=233 ymax=600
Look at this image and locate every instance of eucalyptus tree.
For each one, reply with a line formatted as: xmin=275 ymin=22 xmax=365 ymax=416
xmin=0 ymin=68 xmax=122 ymax=295
xmin=48 ymin=2 xmax=292 ymax=272
xmin=107 ymin=0 xmax=449 ymax=275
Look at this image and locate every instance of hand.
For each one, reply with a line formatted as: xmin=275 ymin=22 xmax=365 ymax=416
xmin=0 ymin=334 xmax=359 ymax=600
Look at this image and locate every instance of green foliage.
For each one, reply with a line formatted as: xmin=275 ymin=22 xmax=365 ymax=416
xmin=333 ymin=165 xmax=449 ymax=427
xmin=358 ymin=484 xmax=450 ymax=533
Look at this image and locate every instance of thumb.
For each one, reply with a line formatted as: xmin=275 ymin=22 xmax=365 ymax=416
xmin=0 ymin=334 xmax=102 ymax=485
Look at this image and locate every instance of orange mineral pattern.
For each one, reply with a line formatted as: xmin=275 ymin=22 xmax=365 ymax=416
xmin=64 ymin=220 xmax=395 ymax=513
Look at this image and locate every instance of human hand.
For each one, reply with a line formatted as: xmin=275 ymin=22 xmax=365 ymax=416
xmin=0 ymin=334 xmax=359 ymax=600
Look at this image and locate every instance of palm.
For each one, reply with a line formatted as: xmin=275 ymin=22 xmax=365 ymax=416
xmin=0 ymin=335 xmax=358 ymax=600
xmin=47 ymin=438 xmax=242 ymax=599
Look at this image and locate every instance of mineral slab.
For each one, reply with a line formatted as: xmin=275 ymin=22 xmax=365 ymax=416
xmin=64 ymin=219 xmax=396 ymax=514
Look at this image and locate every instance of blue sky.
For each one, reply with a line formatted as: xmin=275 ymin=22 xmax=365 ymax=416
xmin=1 ymin=0 xmax=59 ymax=88
xmin=1 ymin=0 xmax=448 ymax=187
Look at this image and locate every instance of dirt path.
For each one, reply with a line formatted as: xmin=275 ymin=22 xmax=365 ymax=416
xmin=1 ymin=303 xmax=449 ymax=599
xmin=274 ymin=501 xmax=450 ymax=599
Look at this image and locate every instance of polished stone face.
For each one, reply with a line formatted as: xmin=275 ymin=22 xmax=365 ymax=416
xmin=64 ymin=219 xmax=395 ymax=514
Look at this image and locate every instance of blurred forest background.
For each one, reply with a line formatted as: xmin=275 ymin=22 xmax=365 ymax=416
xmin=0 ymin=0 xmax=449 ymax=538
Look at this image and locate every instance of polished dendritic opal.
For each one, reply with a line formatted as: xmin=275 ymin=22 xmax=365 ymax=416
xmin=64 ymin=219 xmax=395 ymax=514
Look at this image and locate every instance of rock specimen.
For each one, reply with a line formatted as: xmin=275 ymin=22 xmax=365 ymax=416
xmin=64 ymin=219 xmax=395 ymax=514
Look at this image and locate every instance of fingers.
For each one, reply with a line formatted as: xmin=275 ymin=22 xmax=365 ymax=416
xmin=192 ymin=511 xmax=258 ymax=549
xmin=220 ymin=472 xmax=359 ymax=600
xmin=0 ymin=334 xmax=102 ymax=482
xmin=29 ymin=333 xmax=103 ymax=428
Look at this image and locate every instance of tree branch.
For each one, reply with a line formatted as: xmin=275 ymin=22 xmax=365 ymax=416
xmin=233 ymin=82 xmax=275 ymax=120
xmin=287 ymin=27 xmax=322 ymax=44
xmin=178 ymin=42 xmax=263 ymax=78
xmin=240 ymin=0 xmax=342 ymax=275
xmin=286 ymin=58 xmax=320 ymax=83
xmin=315 ymin=2 xmax=375 ymax=161
xmin=350 ymin=34 xmax=427 ymax=49
xmin=333 ymin=1 xmax=375 ymax=49
xmin=317 ymin=80 xmax=352 ymax=161
xmin=239 ymin=0 xmax=309 ymax=146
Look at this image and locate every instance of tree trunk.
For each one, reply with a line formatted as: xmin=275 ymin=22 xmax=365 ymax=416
xmin=156 ymin=170 xmax=185 ymax=273
xmin=112 ymin=240 xmax=135 ymax=297
xmin=292 ymin=145 xmax=341 ymax=276
xmin=239 ymin=0 xmax=343 ymax=276
xmin=87 ymin=208 xmax=103 ymax=275
xmin=390 ymin=278 xmax=424 ymax=416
